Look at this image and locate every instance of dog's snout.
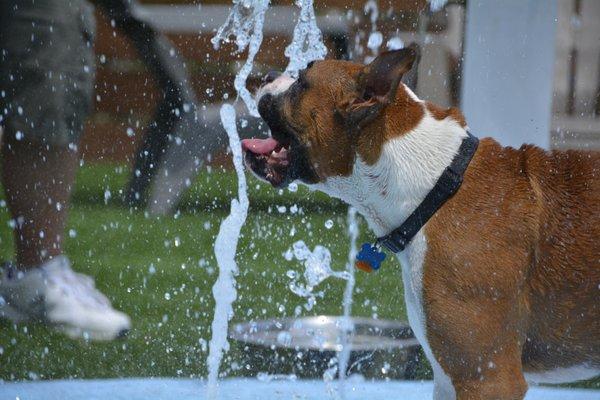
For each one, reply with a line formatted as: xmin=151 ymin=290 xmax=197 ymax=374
xmin=263 ymin=71 xmax=281 ymax=84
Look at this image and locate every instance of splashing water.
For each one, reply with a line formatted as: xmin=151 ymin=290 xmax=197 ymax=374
xmin=428 ymin=0 xmax=448 ymax=13
xmin=386 ymin=36 xmax=405 ymax=51
xmin=207 ymin=0 xmax=330 ymax=397
xmin=337 ymin=207 xmax=359 ymax=395
xmin=284 ymin=0 xmax=328 ymax=77
xmin=211 ymin=0 xmax=270 ymax=116
xmin=206 ymin=1 xmax=268 ymax=398
xmin=363 ymin=0 xmax=381 ymax=62
xmin=285 ymin=241 xmax=351 ymax=312
xmin=206 ymin=105 xmax=249 ymax=399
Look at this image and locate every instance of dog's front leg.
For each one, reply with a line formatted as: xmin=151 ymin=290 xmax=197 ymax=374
xmin=424 ymin=289 xmax=529 ymax=399
xmin=452 ymin=366 xmax=527 ymax=400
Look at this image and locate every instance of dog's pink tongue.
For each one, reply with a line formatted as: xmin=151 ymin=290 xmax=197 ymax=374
xmin=241 ymin=138 xmax=279 ymax=155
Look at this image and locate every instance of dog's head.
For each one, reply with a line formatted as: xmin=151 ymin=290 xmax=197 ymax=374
xmin=242 ymin=45 xmax=421 ymax=190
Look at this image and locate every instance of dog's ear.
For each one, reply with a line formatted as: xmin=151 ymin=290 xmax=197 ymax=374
xmin=401 ymin=43 xmax=421 ymax=92
xmin=341 ymin=44 xmax=418 ymax=130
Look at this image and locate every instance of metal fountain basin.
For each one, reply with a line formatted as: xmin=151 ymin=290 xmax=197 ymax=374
xmin=229 ymin=316 xmax=419 ymax=352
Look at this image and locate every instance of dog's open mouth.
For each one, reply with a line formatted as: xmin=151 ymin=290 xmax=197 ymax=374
xmin=241 ymin=137 xmax=292 ymax=187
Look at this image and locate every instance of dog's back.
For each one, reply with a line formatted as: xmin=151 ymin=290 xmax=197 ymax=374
xmin=429 ymin=138 xmax=600 ymax=381
xmin=519 ymin=145 xmax=600 ymax=375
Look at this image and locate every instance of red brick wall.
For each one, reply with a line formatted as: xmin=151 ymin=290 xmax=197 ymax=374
xmin=82 ymin=0 xmax=429 ymax=163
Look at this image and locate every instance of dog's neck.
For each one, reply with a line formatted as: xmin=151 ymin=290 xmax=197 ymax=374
xmin=314 ymin=100 xmax=468 ymax=238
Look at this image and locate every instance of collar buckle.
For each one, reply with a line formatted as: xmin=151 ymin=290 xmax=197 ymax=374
xmin=377 ymin=231 xmax=408 ymax=253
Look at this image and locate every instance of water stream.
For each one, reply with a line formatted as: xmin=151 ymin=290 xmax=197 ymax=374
xmin=206 ymin=1 xmax=268 ymax=398
xmin=206 ymin=0 xmax=326 ymax=398
xmin=337 ymin=207 xmax=359 ymax=395
xmin=284 ymin=0 xmax=327 ymax=77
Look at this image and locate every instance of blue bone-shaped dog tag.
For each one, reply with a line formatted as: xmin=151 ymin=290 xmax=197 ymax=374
xmin=355 ymin=243 xmax=386 ymax=272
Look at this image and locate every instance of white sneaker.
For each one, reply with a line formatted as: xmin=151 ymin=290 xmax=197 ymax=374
xmin=0 ymin=256 xmax=131 ymax=341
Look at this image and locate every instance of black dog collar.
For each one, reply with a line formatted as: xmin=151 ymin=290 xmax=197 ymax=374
xmin=376 ymin=132 xmax=479 ymax=254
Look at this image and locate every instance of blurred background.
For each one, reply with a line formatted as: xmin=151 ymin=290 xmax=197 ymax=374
xmin=83 ymin=0 xmax=600 ymax=165
xmin=1 ymin=0 xmax=599 ymax=386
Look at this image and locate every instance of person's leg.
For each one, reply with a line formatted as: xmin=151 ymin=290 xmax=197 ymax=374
xmin=1 ymin=137 xmax=79 ymax=270
xmin=0 ymin=0 xmax=93 ymax=269
xmin=0 ymin=0 xmax=130 ymax=340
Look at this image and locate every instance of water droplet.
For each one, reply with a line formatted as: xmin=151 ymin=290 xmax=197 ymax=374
xmin=367 ymin=31 xmax=383 ymax=51
xmin=276 ymin=331 xmax=292 ymax=346
xmin=386 ymin=36 xmax=404 ymax=51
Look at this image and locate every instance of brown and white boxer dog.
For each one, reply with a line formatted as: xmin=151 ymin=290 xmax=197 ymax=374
xmin=241 ymin=46 xmax=600 ymax=399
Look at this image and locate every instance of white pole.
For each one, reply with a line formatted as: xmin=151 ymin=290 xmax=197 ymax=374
xmin=461 ymin=0 xmax=558 ymax=149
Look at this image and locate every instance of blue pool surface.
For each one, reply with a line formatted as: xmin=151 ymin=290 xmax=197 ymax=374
xmin=1 ymin=378 xmax=598 ymax=400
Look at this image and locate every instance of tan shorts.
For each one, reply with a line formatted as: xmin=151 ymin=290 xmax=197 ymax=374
xmin=0 ymin=0 xmax=96 ymax=147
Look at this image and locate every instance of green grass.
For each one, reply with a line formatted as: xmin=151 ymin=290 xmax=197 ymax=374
xmin=1 ymin=164 xmax=598 ymax=390
xmin=0 ymin=164 xmax=406 ymax=380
